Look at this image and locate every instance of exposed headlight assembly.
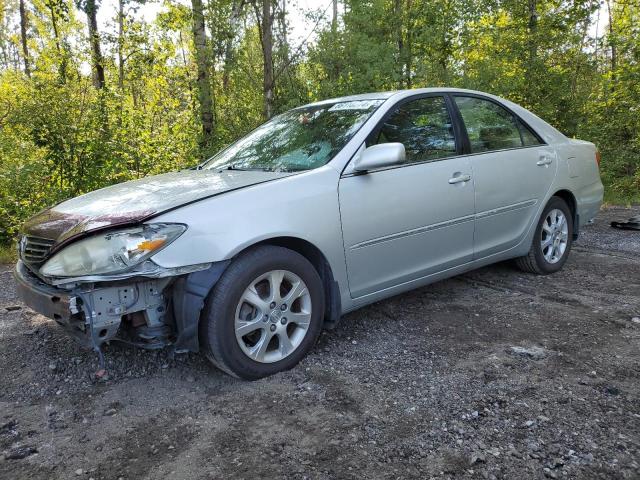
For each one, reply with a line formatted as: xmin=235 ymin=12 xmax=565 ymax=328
xmin=40 ymin=224 xmax=186 ymax=278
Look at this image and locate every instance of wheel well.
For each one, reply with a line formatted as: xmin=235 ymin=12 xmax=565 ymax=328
xmin=172 ymin=237 xmax=341 ymax=353
xmin=250 ymin=237 xmax=341 ymax=327
xmin=552 ymin=189 xmax=579 ymax=238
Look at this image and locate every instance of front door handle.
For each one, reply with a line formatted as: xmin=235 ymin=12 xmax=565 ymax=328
xmin=449 ymin=173 xmax=472 ymax=184
xmin=537 ymin=156 xmax=553 ymax=166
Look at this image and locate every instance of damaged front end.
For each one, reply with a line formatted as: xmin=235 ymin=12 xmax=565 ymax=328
xmin=15 ymin=259 xmax=217 ymax=352
xmin=14 ymin=221 xmax=228 ymax=356
xmin=13 ymin=168 xmax=290 ymax=359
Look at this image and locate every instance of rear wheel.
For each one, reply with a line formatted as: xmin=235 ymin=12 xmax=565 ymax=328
xmin=200 ymin=245 xmax=324 ymax=380
xmin=515 ymin=196 xmax=573 ymax=275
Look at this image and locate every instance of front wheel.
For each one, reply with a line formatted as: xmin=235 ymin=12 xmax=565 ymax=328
xmin=515 ymin=196 xmax=573 ymax=275
xmin=200 ymin=245 xmax=325 ymax=380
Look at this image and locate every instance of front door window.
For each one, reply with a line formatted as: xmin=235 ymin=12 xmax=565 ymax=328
xmin=375 ymin=96 xmax=456 ymax=164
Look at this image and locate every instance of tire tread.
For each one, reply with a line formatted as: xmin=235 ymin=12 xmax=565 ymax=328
xmin=199 ymin=245 xmax=324 ymax=380
xmin=514 ymin=248 xmax=544 ymax=274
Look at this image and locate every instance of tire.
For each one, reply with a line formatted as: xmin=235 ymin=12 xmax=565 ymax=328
xmin=515 ymin=196 xmax=573 ymax=275
xmin=200 ymin=245 xmax=325 ymax=380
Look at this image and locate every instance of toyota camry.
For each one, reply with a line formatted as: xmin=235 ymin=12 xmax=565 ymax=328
xmin=15 ymin=88 xmax=604 ymax=379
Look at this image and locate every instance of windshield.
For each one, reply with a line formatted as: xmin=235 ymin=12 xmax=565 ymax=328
xmin=202 ymin=99 xmax=384 ymax=172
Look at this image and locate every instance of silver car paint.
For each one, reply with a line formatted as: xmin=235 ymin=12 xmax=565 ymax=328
xmin=151 ymin=166 xmax=351 ymax=306
xmin=339 ymin=154 xmax=475 ymax=298
xmin=53 ymin=169 xmax=294 ymax=218
xmin=470 ymin=145 xmax=558 ymax=258
xmin=148 ymin=88 xmax=604 ymax=315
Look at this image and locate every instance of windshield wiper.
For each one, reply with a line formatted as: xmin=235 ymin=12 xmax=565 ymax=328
xmin=217 ymin=164 xmax=276 ymax=172
xmin=212 ymin=163 xmax=308 ymax=173
xmin=216 ymin=164 xmax=252 ymax=171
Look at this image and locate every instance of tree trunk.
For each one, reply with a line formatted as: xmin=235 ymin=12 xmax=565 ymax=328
xmin=605 ymin=0 xmax=616 ymax=73
xmin=394 ymin=0 xmax=404 ymax=87
xmin=191 ymin=0 xmax=214 ymax=144
xmin=46 ymin=0 xmax=67 ymax=83
xmin=329 ymin=0 xmax=340 ymax=83
xmin=279 ymin=0 xmax=287 ymax=48
xmin=404 ymin=0 xmax=413 ymax=88
xmin=438 ymin=0 xmax=451 ymax=83
xmin=118 ymin=0 xmax=125 ymax=89
xmin=19 ymin=0 xmax=31 ymax=77
xmin=332 ymin=0 xmax=337 ymax=33
xmin=527 ymin=0 xmax=538 ymax=66
xmin=223 ymin=0 xmax=244 ymax=89
xmin=259 ymin=0 xmax=274 ymax=119
xmin=85 ymin=0 xmax=105 ymax=89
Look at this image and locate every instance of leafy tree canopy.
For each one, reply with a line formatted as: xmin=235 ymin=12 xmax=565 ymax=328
xmin=0 ymin=0 xmax=638 ymax=243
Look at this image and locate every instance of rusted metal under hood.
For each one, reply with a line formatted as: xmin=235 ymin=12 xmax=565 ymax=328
xmin=22 ymin=169 xmax=292 ymax=248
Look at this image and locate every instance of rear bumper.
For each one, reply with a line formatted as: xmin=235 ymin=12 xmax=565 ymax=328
xmin=14 ymin=261 xmax=91 ymax=346
xmin=577 ymin=180 xmax=604 ymax=226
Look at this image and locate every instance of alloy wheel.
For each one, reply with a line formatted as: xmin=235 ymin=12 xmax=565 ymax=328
xmin=541 ymin=208 xmax=569 ymax=264
xmin=234 ymin=269 xmax=312 ymax=363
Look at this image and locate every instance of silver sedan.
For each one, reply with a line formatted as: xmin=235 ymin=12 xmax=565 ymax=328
xmin=15 ymin=88 xmax=604 ymax=379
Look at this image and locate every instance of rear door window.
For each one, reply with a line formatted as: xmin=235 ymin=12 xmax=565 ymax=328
xmin=454 ymin=96 xmax=539 ymax=153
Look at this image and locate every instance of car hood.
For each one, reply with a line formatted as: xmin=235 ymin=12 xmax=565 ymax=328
xmin=22 ymin=169 xmax=293 ymax=247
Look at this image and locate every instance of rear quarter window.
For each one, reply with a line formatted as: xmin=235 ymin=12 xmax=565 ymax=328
xmin=517 ymin=119 xmax=543 ymax=146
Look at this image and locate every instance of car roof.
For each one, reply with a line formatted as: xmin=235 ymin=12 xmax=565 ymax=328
xmin=305 ymin=88 xmax=501 ymax=106
xmin=301 ymin=91 xmax=397 ymax=106
xmin=303 ymin=87 xmax=567 ymax=143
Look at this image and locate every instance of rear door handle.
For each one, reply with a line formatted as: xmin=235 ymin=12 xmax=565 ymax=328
xmin=449 ymin=173 xmax=472 ymax=184
xmin=537 ymin=156 xmax=553 ymax=166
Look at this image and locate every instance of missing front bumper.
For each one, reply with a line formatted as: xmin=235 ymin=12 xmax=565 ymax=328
xmin=15 ymin=261 xmax=89 ymax=345
xmin=14 ymin=260 xmax=174 ymax=349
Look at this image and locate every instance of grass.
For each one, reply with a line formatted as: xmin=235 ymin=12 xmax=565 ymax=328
xmin=0 ymin=244 xmax=16 ymax=264
xmin=601 ymin=175 xmax=640 ymax=206
xmin=603 ymin=191 xmax=640 ymax=207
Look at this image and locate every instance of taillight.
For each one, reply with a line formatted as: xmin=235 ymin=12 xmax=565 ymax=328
xmin=595 ymin=150 xmax=601 ymax=167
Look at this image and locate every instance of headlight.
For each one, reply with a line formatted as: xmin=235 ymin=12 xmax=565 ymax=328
xmin=40 ymin=224 xmax=186 ymax=277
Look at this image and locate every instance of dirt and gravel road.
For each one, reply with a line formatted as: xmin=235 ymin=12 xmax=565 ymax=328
xmin=1 ymin=206 xmax=639 ymax=480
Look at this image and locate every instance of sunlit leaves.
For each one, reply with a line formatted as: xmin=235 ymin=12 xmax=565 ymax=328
xmin=0 ymin=0 xmax=638 ymax=243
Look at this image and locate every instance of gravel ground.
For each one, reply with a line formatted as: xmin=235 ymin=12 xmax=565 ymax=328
xmin=1 ymin=206 xmax=639 ymax=480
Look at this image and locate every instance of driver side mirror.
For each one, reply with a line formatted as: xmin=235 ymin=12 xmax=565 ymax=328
xmin=353 ymin=143 xmax=406 ymax=172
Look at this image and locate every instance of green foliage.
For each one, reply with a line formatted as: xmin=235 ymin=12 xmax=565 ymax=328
xmin=0 ymin=0 xmax=638 ymax=245
xmin=0 ymin=244 xmax=16 ymax=263
xmin=0 ymin=70 xmax=200 ymax=243
xmin=578 ymin=2 xmax=640 ymax=203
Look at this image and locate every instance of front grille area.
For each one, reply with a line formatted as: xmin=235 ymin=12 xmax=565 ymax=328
xmin=20 ymin=235 xmax=55 ymax=265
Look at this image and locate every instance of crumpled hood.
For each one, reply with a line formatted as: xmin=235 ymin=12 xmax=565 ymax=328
xmin=22 ymin=169 xmax=292 ymax=246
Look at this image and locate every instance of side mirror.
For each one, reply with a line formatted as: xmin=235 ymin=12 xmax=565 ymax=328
xmin=353 ymin=143 xmax=406 ymax=172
